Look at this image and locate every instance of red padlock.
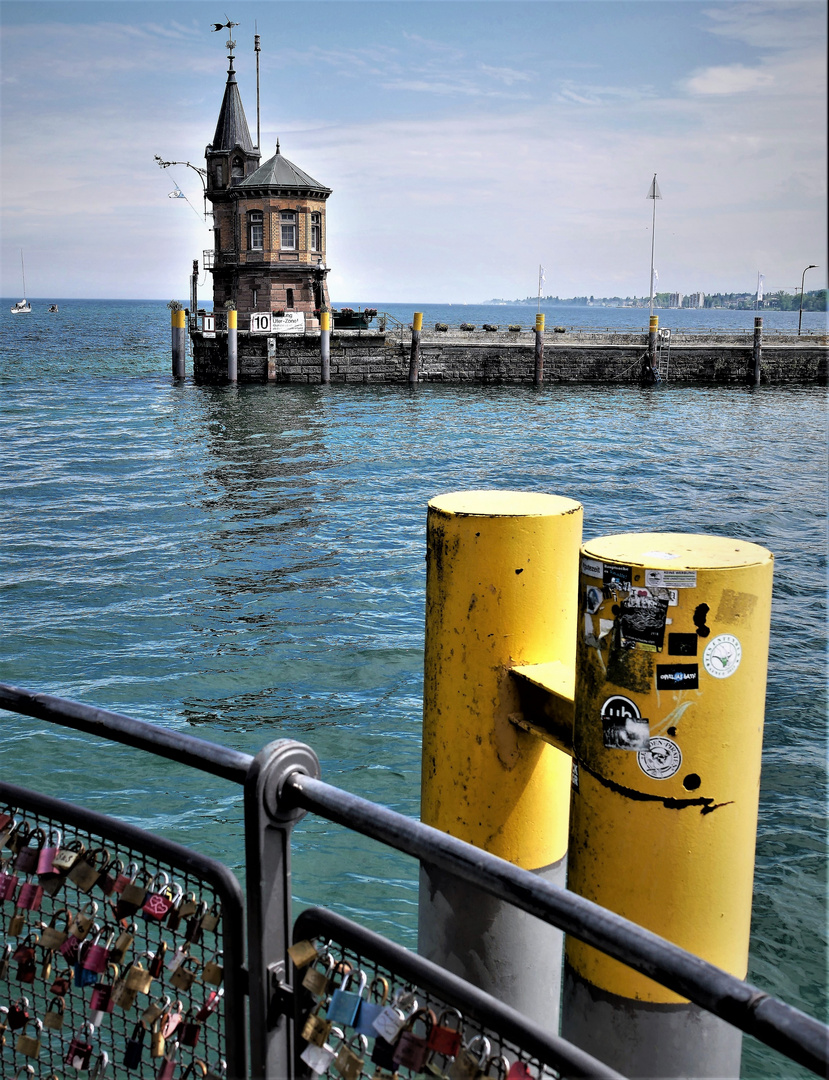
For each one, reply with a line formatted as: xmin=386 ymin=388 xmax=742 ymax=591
xmin=14 ymin=827 xmax=46 ymax=875
xmin=36 ymin=828 xmax=62 ymax=876
xmin=7 ymin=997 xmax=30 ymax=1031
xmin=0 ymin=865 xmax=19 ymax=903
xmin=179 ymin=1008 xmax=202 ymax=1047
xmin=83 ymin=928 xmax=114 ymax=973
xmin=142 ymin=872 xmax=178 ymax=921
xmin=65 ymin=1023 xmax=95 ymax=1070
xmin=195 ymin=988 xmax=224 ymax=1023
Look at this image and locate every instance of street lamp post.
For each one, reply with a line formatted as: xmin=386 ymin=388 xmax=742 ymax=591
xmin=798 ymin=264 xmax=818 ymax=335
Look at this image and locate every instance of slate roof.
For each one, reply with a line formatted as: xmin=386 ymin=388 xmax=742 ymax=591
xmin=210 ymin=60 xmax=254 ymax=153
xmin=241 ymin=143 xmax=331 ymax=193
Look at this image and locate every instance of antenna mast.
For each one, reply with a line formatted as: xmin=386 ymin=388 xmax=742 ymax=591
xmin=255 ymin=25 xmax=261 ymax=152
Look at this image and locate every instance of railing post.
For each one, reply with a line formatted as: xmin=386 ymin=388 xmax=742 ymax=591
xmin=244 ymin=740 xmax=321 ymax=1079
xmin=418 ymin=490 xmax=582 ymax=1030
xmin=562 ymin=532 xmax=773 ymax=1078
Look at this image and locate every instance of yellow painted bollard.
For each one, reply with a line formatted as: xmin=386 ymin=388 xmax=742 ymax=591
xmin=171 ymin=308 xmax=186 ymax=379
xmin=408 ymin=311 xmax=423 ymax=384
xmin=320 ymin=310 xmax=331 ymax=384
xmin=418 ymin=490 xmax=582 ymax=1028
xmin=534 ymin=313 xmax=545 ymax=385
xmin=227 ymin=308 xmax=238 ymax=383
xmin=562 ymin=533 xmax=773 ymax=1078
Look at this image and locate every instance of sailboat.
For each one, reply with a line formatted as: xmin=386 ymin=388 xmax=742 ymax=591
xmin=10 ymin=251 xmax=32 ymax=314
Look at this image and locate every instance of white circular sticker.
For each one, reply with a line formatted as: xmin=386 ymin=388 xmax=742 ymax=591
xmin=703 ymin=634 xmax=742 ymax=679
xmin=637 ymin=737 xmax=682 ymax=780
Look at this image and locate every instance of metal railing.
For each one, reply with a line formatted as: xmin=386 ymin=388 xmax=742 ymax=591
xmin=1 ymin=682 xmax=826 ymax=1080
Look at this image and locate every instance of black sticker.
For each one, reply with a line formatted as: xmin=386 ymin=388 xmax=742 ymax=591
xmin=603 ymin=563 xmax=632 ymax=587
xmin=656 ymin=664 xmax=699 ymax=690
xmin=668 ymin=633 xmax=698 ymax=657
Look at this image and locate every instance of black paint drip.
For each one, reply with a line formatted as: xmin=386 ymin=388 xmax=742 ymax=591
xmin=693 ymin=602 xmax=711 ymax=638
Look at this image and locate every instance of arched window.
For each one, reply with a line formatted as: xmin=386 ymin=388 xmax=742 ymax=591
xmin=248 ymin=210 xmax=263 ymax=250
xmin=231 ymin=157 xmax=244 ymax=183
xmin=215 ymin=163 xmax=224 ymax=187
xmin=280 ymin=211 xmax=297 ymax=250
xmin=310 ymin=213 xmax=322 ymax=252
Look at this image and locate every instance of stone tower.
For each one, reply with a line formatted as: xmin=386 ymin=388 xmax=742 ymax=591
xmin=205 ymin=50 xmax=331 ymax=327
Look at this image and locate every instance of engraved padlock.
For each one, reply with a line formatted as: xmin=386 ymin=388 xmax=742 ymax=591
xmin=112 ymin=967 xmax=140 ymax=1011
xmin=114 ymin=866 xmax=150 ymax=918
xmin=201 ymin=950 xmax=223 ymax=986
xmin=335 ymin=1033 xmax=369 ymax=1080
xmin=68 ymin=846 xmax=109 ymax=893
xmin=124 ymin=1020 xmax=147 ymax=1069
xmin=43 ymin=996 xmax=66 ymax=1031
xmin=15 ymin=1018 xmax=43 ymax=1059
xmin=68 ymin=899 xmax=99 ymax=940
xmin=39 ymin=906 xmax=71 ymax=949
xmin=170 ymin=954 xmax=200 ymax=992
xmin=150 ymin=1017 xmax=166 ymax=1059
xmin=162 ymin=1000 xmax=184 ymax=1039
xmin=36 ymin=829 xmax=62 ymax=876
xmin=447 ymin=1035 xmax=492 ymax=1080
xmin=14 ymin=828 xmax=46 ymax=875
xmin=0 ymin=858 xmax=20 ymax=902
xmin=302 ymin=952 xmax=335 ymax=997
xmin=51 ymin=837 xmax=86 ymax=874
xmin=372 ymin=988 xmax=418 ymax=1043
xmin=301 ymin=1037 xmax=339 ymax=1076
xmin=17 ymin=876 xmax=44 ymax=912
xmin=141 ymin=871 xmax=176 ymax=921
xmin=84 ymin=927 xmax=115 ymax=973
xmin=111 ymin=859 xmax=139 ymax=895
xmin=65 ymin=1022 xmax=95 ymax=1070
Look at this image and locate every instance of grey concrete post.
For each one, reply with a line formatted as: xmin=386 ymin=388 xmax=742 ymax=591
xmin=408 ymin=312 xmax=423 ymax=383
xmin=752 ymin=316 xmax=763 ymax=386
xmin=227 ymin=310 xmax=238 ymax=383
xmin=244 ymin=740 xmax=321 ymax=1079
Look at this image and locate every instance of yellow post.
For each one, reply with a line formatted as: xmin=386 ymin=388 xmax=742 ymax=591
xmin=320 ymin=310 xmax=331 ymax=384
xmin=419 ymin=490 xmax=582 ymax=1027
xmin=171 ymin=308 xmax=186 ymax=379
xmin=534 ymin=312 xmax=545 ymax=385
xmin=227 ymin=308 xmax=238 ymax=383
xmin=563 ymin=532 xmax=773 ymax=1078
xmin=408 ymin=312 xmax=423 ymax=383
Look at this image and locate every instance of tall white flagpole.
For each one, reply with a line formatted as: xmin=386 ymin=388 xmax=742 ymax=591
xmin=646 ymin=174 xmax=661 ymax=317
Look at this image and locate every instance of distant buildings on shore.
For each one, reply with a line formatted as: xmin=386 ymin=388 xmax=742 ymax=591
xmin=490 ymin=290 xmax=827 ymax=311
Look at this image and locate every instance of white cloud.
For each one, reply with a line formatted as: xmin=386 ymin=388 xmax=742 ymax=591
xmin=684 ymin=63 xmax=775 ymax=95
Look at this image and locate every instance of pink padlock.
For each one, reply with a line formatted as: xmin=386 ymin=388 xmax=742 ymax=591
xmin=17 ymin=878 xmax=44 ymax=912
xmin=14 ymin=827 xmax=46 ymax=874
xmin=36 ymin=829 xmax=62 ymax=876
xmin=83 ymin=929 xmax=114 ymax=973
xmin=59 ymin=934 xmax=81 ymax=963
xmin=90 ymin=979 xmax=115 ymax=1015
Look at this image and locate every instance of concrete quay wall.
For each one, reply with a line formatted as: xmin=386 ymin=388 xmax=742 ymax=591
xmin=191 ymin=329 xmax=827 ymax=385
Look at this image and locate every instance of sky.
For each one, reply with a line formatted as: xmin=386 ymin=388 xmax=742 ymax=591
xmin=1 ymin=0 xmax=826 ymax=302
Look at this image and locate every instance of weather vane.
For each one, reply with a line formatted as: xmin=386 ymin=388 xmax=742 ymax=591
xmin=212 ymin=17 xmax=239 ymax=60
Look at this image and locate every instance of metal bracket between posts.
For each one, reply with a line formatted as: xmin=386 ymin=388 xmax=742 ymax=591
xmin=508 ymin=661 xmax=575 ymax=756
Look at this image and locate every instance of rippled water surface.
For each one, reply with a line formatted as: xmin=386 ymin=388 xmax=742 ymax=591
xmin=1 ymin=301 xmax=826 ymax=1078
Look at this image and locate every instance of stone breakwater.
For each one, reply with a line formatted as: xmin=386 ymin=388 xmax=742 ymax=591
xmin=191 ymin=327 xmax=827 ymax=384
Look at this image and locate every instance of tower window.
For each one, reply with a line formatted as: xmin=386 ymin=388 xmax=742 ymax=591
xmin=215 ymin=164 xmax=224 ymax=187
xmin=287 ymin=288 xmax=294 ymax=309
xmin=248 ymin=210 xmax=264 ymax=250
xmin=231 ymin=157 xmax=244 ymax=182
xmin=311 ymin=212 xmax=322 ymax=252
xmin=280 ymin=211 xmax=297 ymax=250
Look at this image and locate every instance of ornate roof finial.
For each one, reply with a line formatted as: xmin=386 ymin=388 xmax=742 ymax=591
xmin=276 ymin=139 xmax=280 ymax=155
xmin=211 ymin=19 xmax=239 ymax=69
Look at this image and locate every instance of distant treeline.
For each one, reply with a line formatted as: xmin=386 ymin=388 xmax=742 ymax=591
xmin=495 ymin=290 xmax=827 ymax=311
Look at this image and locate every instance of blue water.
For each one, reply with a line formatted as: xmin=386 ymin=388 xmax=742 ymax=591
xmin=0 ymin=300 xmax=825 ymax=1077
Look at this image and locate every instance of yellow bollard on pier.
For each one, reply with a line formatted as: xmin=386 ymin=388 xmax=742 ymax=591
xmin=562 ymin=532 xmax=773 ymax=1078
xmin=171 ymin=308 xmax=186 ymax=379
xmin=418 ymin=490 xmax=582 ymax=1028
xmin=534 ymin=313 xmax=545 ymax=385
xmin=409 ymin=311 xmax=423 ymax=384
xmin=320 ymin=310 xmax=331 ymax=384
xmin=227 ymin=308 xmax=238 ymax=383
